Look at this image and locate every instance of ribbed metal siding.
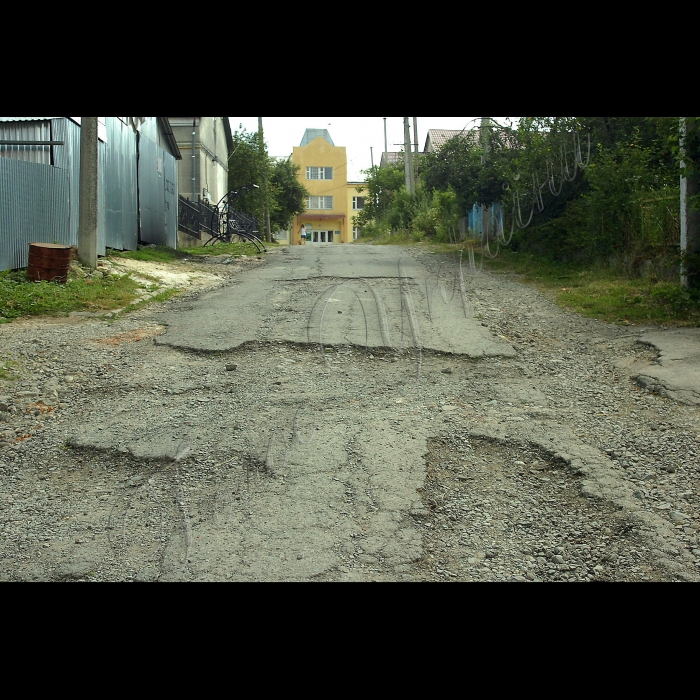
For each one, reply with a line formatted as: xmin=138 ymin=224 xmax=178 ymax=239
xmin=0 ymin=158 xmax=71 ymax=271
xmin=52 ymin=117 xmax=107 ymax=255
xmin=139 ymin=135 xmax=179 ymax=248
xmin=164 ymin=148 xmax=178 ymax=248
xmin=53 ymin=117 xmax=139 ymax=254
xmin=138 ymin=135 xmax=160 ymax=245
xmin=52 ymin=117 xmax=82 ymax=245
xmin=2 ymin=118 xmax=174 ymax=265
xmin=139 ymin=118 xmax=159 ymax=145
xmin=0 ymin=120 xmax=52 ymax=164
xmin=104 ymin=117 xmax=139 ymax=251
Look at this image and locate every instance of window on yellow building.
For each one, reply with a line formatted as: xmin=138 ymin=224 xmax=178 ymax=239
xmin=353 ymin=197 xmax=366 ymax=211
xmin=307 ymin=196 xmax=334 ymax=210
xmin=307 ymin=167 xmax=334 ymax=181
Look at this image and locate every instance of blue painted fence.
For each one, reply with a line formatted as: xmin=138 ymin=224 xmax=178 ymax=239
xmin=468 ymin=203 xmax=505 ymax=235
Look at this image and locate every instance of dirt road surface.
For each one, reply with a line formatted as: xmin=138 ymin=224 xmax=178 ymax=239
xmin=1 ymin=246 xmax=698 ymax=582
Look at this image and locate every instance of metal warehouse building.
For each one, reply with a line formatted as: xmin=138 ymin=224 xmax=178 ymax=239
xmin=0 ymin=117 xmax=181 ymax=272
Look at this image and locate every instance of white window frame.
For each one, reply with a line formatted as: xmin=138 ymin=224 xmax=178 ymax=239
xmin=306 ymin=167 xmax=334 ymax=181
xmin=353 ymin=196 xmax=366 ymax=211
xmin=307 ymin=196 xmax=334 ymax=210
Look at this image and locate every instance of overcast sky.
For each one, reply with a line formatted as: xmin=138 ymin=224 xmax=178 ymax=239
xmin=230 ymin=117 xmax=514 ymax=180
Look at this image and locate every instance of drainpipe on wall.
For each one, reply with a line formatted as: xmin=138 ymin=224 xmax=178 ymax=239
xmin=192 ymin=118 xmax=197 ymax=201
xmin=136 ymin=130 xmax=142 ymax=245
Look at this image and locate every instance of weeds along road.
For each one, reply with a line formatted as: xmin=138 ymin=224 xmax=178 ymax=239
xmin=1 ymin=245 xmax=699 ymax=582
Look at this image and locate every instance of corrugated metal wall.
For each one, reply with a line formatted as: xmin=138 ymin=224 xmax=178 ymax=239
xmin=139 ymin=118 xmax=160 ymax=145
xmin=138 ymin=135 xmax=160 ymax=245
xmin=0 ymin=158 xmax=71 ymax=271
xmin=164 ymin=147 xmax=178 ymax=247
xmin=51 ymin=117 xmax=139 ymax=254
xmin=0 ymin=120 xmax=52 ymax=164
xmin=1 ymin=117 xmax=178 ymax=270
xmin=51 ymin=117 xmax=87 ymax=248
xmin=139 ymin=135 xmax=179 ymax=248
xmin=52 ymin=117 xmax=112 ymax=256
xmin=104 ymin=118 xmax=138 ymax=252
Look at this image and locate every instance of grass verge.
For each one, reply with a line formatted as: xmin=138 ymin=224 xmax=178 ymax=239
xmin=109 ymin=246 xmax=189 ymax=263
xmin=361 ymin=230 xmax=427 ymax=246
xmin=111 ymin=288 xmax=180 ymax=319
xmin=0 ymin=269 xmax=143 ymax=322
xmin=109 ymin=241 xmax=263 ymax=262
xmin=184 ymin=242 xmax=264 ymax=257
xmin=483 ymin=249 xmax=700 ymax=326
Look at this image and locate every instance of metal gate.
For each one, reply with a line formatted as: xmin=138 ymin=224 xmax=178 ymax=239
xmin=0 ymin=158 xmax=71 ymax=271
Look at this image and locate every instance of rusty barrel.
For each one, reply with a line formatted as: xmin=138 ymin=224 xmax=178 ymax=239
xmin=27 ymin=243 xmax=72 ymax=284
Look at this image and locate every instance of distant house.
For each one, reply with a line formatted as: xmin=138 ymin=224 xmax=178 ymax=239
xmin=377 ymin=127 xmax=479 ymax=237
xmin=380 ymin=129 xmax=478 ymax=168
xmin=424 ymin=128 xmax=477 ymax=154
xmin=380 ymin=152 xmax=404 ymax=169
xmin=167 ymin=117 xmax=232 ymax=206
xmin=0 ymin=117 xmax=182 ymax=271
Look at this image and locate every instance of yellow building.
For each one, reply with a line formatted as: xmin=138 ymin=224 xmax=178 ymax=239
xmin=291 ymin=129 xmax=366 ymax=245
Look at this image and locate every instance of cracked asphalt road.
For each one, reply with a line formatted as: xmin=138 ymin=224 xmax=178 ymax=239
xmin=1 ymin=245 xmax=699 ymax=582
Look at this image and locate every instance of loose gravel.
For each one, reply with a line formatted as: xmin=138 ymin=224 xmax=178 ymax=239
xmin=0 ymin=248 xmax=698 ymax=582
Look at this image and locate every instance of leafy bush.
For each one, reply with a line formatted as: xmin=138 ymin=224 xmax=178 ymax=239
xmin=651 ymin=284 xmax=700 ymax=316
xmin=359 ymin=118 xmax=699 ymax=289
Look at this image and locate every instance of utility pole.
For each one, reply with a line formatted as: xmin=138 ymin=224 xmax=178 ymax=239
xmin=258 ymin=117 xmax=272 ymax=244
xmin=681 ymin=117 xmax=700 ymax=289
xmin=480 ymin=116 xmax=491 ymax=164
xmin=78 ymin=117 xmax=99 ymax=269
xmin=371 ymin=147 xmax=375 ymax=169
xmin=384 ymin=117 xmax=389 ymax=160
xmin=480 ymin=117 xmax=492 ymax=238
xmin=413 ymin=117 xmax=420 ymax=186
xmin=404 ymin=117 xmax=415 ymax=196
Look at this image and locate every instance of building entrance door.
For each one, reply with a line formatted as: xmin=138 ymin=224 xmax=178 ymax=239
xmin=310 ymin=230 xmax=334 ymax=244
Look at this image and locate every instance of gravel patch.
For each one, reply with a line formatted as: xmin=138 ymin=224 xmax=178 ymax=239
xmin=418 ymin=435 xmax=673 ymax=582
xmin=0 ymin=248 xmax=698 ymax=582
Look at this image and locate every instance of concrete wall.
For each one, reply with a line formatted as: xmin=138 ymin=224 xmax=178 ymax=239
xmin=178 ymin=229 xmax=214 ymax=250
xmin=169 ymin=117 xmax=229 ymax=206
xmin=199 ymin=117 xmax=229 ymax=206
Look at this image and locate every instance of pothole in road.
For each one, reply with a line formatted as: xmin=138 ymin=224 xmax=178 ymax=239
xmin=417 ymin=435 xmax=674 ymax=582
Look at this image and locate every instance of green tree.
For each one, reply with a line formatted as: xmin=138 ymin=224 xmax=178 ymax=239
xmin=360 ymin=119 xmax=691 ymax=274
xmin=228 ymin=128 xmax=266 ymax=222
xmin=496 ymin=118 xmax=680 ymax=263
xmin=421 ymin=136 xmax=482 ymax=211
xmin=228 ymin=128 xmax=309 ymax=233
xmin=354 ymin=165 xmax=406 ymax=229
xmin=269 ymin=159 xmax=308 ymax=231
xmin=355 ymin=163 xmax=461 ymax=243
xmin=421 ymin=129 xmax=519 ymax=211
